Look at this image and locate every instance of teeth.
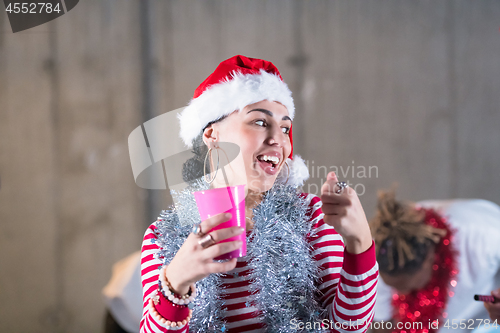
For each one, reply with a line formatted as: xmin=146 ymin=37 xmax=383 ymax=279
xmin=258 ymin=155 xmax=279 ymax=164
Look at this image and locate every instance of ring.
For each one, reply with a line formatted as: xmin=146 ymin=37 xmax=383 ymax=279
xmin=335 ymin=181 xmax=348 ymax=194
xmin=191 ymin=223 xmax=204 ymax=237
xmin=198 ymin=233 xmax=216 ymax=249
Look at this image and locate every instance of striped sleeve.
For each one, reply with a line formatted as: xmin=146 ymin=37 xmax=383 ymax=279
xmin=303 ymin=193 xmax=379 ymax=333
xmin=140 ymin=223 xmax=189 ymax=333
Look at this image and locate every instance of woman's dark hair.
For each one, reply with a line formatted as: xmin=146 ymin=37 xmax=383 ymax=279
xmin=181 ymin=116 xmax=228 ymax=184
xmin=369 ymin=188 xmax=445 ymax=276
xmin=376 ymin=237 xmax=434 ymax=276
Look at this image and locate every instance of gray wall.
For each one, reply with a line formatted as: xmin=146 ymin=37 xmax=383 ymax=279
xmin=1 ymin=1 xmax=499 ymax=332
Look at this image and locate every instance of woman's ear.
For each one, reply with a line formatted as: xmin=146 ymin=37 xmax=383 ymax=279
xmin=202 ymin=124 xmax=218 ymax=147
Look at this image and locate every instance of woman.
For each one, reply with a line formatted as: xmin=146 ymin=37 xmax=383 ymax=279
xmin=140 ymin=55 xmax=378 ymax=332
xmin=370 ymin=189 xmax=500 ymax=333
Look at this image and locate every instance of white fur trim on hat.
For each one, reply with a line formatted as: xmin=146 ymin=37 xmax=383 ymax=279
xmin=276 ymin=155 xmax=310 ymax=187
xmin=178 ymin=69 xmax=295 ymax=147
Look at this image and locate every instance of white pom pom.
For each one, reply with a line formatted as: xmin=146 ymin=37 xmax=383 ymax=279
xmin=276 ymin=155 xmax=310 ymax=187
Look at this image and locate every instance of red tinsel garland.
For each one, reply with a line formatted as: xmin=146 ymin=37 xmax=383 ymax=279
xmin=391 ymin=208 xmax=459 ymax=333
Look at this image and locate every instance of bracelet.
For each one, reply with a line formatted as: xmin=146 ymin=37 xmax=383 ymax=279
xmin=159 ymin=265 xmax=197 ymax=305
xmin=149 ymin=295 xmax=193 ymax=327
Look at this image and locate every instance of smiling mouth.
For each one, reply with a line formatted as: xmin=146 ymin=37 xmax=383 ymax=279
xmin=255 ymin=154 xmax=282 ymax=176
xmin=257 ymin=154 xmax=279 ymax=168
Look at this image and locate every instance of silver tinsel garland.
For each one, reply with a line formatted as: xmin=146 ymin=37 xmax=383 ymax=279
xmin=152 ymin=180 xmax=327 ymax=332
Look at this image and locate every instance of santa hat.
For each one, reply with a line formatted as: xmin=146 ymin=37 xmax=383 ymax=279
xmin=178 ymin=55 xmax=309 ymax=187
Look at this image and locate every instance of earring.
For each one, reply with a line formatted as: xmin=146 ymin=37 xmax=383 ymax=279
xmin=282 ymin=160 xmax=290 ymax=185
xmin=203 ymin=145 xmax=220 ymax=184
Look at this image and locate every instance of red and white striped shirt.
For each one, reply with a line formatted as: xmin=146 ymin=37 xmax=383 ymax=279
xmin=140 ymin=193 xmax=378 ymax=333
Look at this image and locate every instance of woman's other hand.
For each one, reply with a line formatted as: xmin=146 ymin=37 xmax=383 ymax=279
xmin=165 ymin=213 xmax=244 ymax=295
xmin=484 ymin=288 xmax=500 ymax=321
xmin=320 ymin=171 xmax=373 ymax=254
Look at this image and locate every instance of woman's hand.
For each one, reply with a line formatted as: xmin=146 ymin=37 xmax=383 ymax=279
xmin=320 ymin=172 xmax=373 ymax=254
xmin=484 ymin=288 xmax=500 ymax=321
xmin=165 ymin=213 xmax=244 ymax=295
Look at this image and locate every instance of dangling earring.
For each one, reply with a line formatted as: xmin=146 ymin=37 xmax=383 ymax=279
xmin=282 ymin=160 xmax=290 ymax=185
xmin=203 ymin=144 xmax=220 ymax=184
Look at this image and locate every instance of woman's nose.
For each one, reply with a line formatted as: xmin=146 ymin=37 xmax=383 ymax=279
xmin=265 ymin=128 xmax=284 ymax=146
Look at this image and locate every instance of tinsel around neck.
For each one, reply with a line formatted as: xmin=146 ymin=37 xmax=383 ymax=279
xmin=152 ymin=180 xmax=326 ymax=332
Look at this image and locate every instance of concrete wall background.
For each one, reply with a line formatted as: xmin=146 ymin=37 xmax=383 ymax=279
xmin=1 ymin=1 xmax=499 ymax=332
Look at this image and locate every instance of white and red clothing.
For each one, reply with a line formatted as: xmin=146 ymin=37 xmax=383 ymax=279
xmin=140 ymin=193 xmax=379 ymax=333
xmin=373 ymin=199 xmax=500 ymax=333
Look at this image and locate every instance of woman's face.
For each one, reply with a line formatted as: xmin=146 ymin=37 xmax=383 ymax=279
xmin=203 ymin=100 xmax=292 ymax=193
xmin=379 ymin=246 xmax=435 ymax=294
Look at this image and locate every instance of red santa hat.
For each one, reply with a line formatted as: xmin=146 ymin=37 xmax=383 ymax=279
xmin=178 ymin=55 xmax=309 ymax=187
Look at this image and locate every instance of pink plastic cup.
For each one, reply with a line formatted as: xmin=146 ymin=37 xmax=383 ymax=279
xmin=193 ymin=185 xmax=246 ymax=260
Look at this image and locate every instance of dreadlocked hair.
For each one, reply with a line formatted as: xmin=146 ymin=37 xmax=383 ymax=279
xmin=369 ymin=187 xmax=446 ymax=276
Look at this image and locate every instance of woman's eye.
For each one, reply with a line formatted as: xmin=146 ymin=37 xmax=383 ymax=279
xmin=254 ymin=120 xmax=289 ymax=134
